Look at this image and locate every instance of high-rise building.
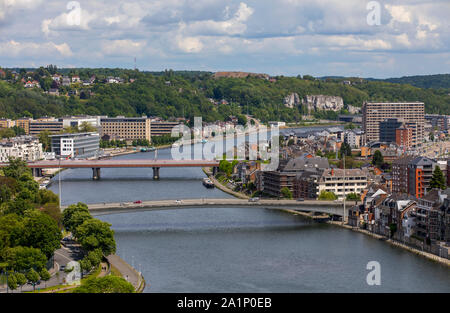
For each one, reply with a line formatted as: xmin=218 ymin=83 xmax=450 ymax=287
xmin=362 ymin=102 xmax=424 ymax=147
xmin=100 ymin=117 xmax=151 ymax=142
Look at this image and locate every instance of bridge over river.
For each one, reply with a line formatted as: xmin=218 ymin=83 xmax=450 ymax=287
xmin=0 ymin=159 xmax=220 ymax=180
xmin=62 ymin=198 xmax=350 ymax=218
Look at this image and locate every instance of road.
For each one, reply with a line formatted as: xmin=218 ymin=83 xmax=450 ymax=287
xmin=0 ymin=239 xmax=84 ymax=293
xmin=63 ymin=198 xmax=350 ymax=217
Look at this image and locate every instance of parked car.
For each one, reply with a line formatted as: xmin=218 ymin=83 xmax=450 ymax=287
xmin=248 ymin=197 xmax=260 ymax=202
xmin=134 ymin=200 xmax=143 ymax=204
xmin=296 ymin=198 xmax=305 ymax=202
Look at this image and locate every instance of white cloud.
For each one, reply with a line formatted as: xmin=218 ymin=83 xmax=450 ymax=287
xmin=0 ymin=40 xmax=72 ymax=57
xmin=176 ymin=36 xmax=203 ymax=53
xmin=101 ymin=40 xmax=145 ymax=56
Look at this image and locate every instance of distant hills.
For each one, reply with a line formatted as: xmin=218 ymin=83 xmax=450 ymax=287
xmin=0 ymin=67 xmax=449 ymax=124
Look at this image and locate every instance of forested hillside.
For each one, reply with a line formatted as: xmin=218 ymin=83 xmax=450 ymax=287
xmin=382 ymin=74 xmax=450 ymax=90
xmin=1 ymin=68 xmax=449 ymax=124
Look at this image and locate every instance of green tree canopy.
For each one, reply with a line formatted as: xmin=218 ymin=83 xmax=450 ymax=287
xmin=318 ymin=191 xmax=338 ymax=200
xmin=430 ymin=166 xmax=446 ymax=190
xmin=72 ymin=275 xmax=134 ymax=293
xmin=76 ymin=219 xmax=116 ymax=255
xmin=21 ymin=210 xmax=62 ymax=258
xmin=281 ymin=187 xmax=293 ymax=199
xmin=372 ymin=150 xmax=384 ymax=168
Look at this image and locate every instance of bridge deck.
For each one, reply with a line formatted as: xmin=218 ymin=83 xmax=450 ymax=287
xmin=62 ymin=198 xmax=348 ymax=217
xmin=0 ymin=159 xmax=220 ymax=169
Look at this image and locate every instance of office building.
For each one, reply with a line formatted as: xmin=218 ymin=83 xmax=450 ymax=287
xmin=362 ymin=102 xmax=424 ymax=147
xmin=51 ymin=132 xmax=100 ymax=158
xmin=150 ymin=120 xmax=183 ymax=136
xmin=100 ymin=117 xmax=151 ymax=142
xmin=29 ymin=120 xmax=64 ymax=135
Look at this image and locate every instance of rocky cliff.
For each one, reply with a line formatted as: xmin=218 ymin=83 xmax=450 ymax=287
xmin=283 ymin=93 xmax=300 ymax=108
xmin=301 ymin=95 xmax=344 ymax=113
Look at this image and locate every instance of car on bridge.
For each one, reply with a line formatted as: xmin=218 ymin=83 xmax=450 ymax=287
xmin=134 ymin=200 xmax=143 ymax=204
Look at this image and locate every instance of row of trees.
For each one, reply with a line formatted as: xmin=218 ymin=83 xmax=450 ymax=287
xmin=62 ymin=202 xmax=116 ymax=276
xmin=0 ymin=158 xmax=62 ymax=291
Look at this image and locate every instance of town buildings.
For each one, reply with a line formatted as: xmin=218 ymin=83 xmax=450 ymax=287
xmin=0 ymin=136 xmax=43 ymax=162
xmin=362 ymin=102 xmax=425 ymax=147
xmin=261 ymin=157 xmax=329 ymax=197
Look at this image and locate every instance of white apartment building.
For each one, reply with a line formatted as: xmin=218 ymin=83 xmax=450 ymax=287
xmin=0 ymin=136 xmax=43 ymax=163
xmin=318 ymin=168 xmax=369 ymax=200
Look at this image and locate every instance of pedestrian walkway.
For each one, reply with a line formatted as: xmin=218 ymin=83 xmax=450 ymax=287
xmin=106 ymin=255 xmax=143 ymax=292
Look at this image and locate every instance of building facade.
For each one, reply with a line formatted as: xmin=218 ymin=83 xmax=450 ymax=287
xmin=51 ymin=132 xmax=100 ymax=158
xmin=100 ymin=117 xmax=151 ymax=142
xmin=362 ymin=102 xmax=424 ymax=147
xmin=0 ymin=136 xmax=43 ymax=162
xmin=29 ymin=120 xmax=64 ymax=135
xmin=318 ymin=168 xmax=369 ymax=200
xmin=150 ymin=120 xmax=182 ymax=136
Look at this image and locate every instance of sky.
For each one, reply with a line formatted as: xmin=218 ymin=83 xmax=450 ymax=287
xmin=0 ymin=0 xmax=449 ymax=78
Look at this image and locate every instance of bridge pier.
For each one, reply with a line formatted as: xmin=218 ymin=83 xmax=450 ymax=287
xmin=92 ymin=168 xmax=101 ymax=180
xmin=32 ymin=168 xmax=43 ymax=177
xmin=152 ymin=167 xmax=160 ymax=180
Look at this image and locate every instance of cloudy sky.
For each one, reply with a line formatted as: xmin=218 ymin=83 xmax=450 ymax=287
xmin=0 ymin=0 xmax=449 ymax=78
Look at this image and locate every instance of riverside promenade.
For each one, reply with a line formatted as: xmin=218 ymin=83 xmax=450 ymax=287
xmin=107 ymin=255 xmax=145 ymax=292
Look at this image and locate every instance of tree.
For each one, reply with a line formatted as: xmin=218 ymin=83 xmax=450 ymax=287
xmin=430 ymin=166 xmax=446 ymax=190
xmin=72 ymin=276 xmax=134 ymax=293
xmin=38 ymin=130 xmax=52 ymax=152
xmin=21 ymin=210 xmax=62 ymax=258
xmin=7 ymin=271 xmax=18 ymax=291
xmin=372 ymin=150 xmax=384 ymax=168
xmin=76 ymin=219 xmax=116 ymax=255
xmin=346 ymin=193 xmax=360 ymax=201
xmin=339 ymin=142 xmax=352 ymax=158
xmin=0 ymin=128 xmax=15 ymax=139
xmin=2 ymin=157 xmax=31 ymax=180
xmin=39 ymin=268 xmax=51 ymax=288
xmin=15 ymin=272 xmax=27 ymax=292
xmin=318 ymin=191 xmax=337 ymax=200
xmin=3 ymin=246 xmax=47 ymax=273
xmin=281 ymin=187 xmax=293 ymax=199
xmin=11 ymin=126 xmax=26 ymax=136
xmin=62 ymin=202 xmax=90 ymax=231
xmin=26 ymin=268 xmax=40 ymax=292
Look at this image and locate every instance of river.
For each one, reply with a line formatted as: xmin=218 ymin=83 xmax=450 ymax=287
xmin=49 ymin=139 xmax=450 ymax=293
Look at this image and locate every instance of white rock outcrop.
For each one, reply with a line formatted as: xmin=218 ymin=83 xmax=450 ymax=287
xmin=301 ymin=95 xmax=344 ymax=113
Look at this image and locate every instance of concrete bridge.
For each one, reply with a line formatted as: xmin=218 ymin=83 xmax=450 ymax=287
xmin=0 ymin=159 xmax=220 ymax=180
xmin=62 ymin=198 xmax=350 ymax=218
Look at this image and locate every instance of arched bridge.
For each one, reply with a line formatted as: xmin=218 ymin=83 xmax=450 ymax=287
xmin=0 ymin=159 xmax=220 ymax=180
xmin=62 ymin=198 xmax=349 ymax=217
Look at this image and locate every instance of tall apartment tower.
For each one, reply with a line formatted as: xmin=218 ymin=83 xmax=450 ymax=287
xmin=362 ymin=102 xmax=424 ymax=147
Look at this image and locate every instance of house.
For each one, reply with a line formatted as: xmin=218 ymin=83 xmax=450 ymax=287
xmin=62 ymin=77 xmax=71 ymax=86
xmin=71 ymin=75 xmax=81 ymax=83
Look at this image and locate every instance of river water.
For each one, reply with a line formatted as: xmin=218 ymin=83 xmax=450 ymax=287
xmin=49 ymin=136 xmax=450 ymax=293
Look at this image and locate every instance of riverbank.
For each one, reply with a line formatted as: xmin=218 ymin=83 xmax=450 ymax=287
xmin=326 ymin=221 xmax=450 ymax=267
xmin=106 ymin=254 xmax=145 ymax=293
xmin=202 ymin=167 xmax=249 ymax=199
